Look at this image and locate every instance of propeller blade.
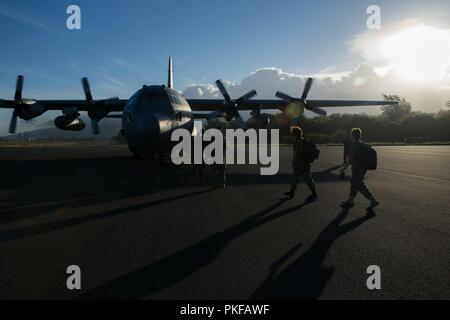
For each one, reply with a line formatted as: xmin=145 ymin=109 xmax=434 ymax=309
xmin=301 ymin=77 xmax=313 ymax=100
xmin=308 ymin=106 xmax=327 ymax=116
xmin=91 ymin=119 xmax=100 ymax=135
xmin=9 ymin=110 xmax=18 ymax=134
xmin=215 ymin=80 xmax=232 ymax=103
xmin=231 ymin=109 xmax=244 ymax=121
xmin=82 ymin=77 xmax=93 ymax=102
xmin=234 ymin=116 xmax=246 ymax=129
xmin=276 ymin=91 xmax=293 ymax=102
xmin=14 ymin=75 xmax=24 ymax=101
xmin=236 ymin=90 xmax=257 ymax=104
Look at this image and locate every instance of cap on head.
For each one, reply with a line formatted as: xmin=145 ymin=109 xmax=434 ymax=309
xmin=351 ymin=128 xmax=362 ymax=140
xmin=290 ymin=126 xmax=303 ymax=137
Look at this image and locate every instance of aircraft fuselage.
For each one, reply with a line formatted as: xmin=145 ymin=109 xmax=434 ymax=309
xmin=122 ymin=85 xmax=193 ymax=155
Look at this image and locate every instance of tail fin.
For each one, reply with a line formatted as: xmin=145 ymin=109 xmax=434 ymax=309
xmin=168 ymin=56 xmax=173 ymax=89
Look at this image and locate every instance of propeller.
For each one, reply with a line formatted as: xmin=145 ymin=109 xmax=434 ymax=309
xmin=81 ymin=77 xmax=119 ymax=135
xmin=8 ymin=75 xmax=37 ymax=134
xmin=14 ymin=75 xmax=23 ymax=101
xmin=4 ymin=75 xmax=47 ymax=134
xmin=8 ymin=75 xmax=23 ymax=133
xmin=9 ymin=109 xmax=18 ymax=134
xmin=215 ymin=79 xmax=257 ymax=121
xmin=82 ymin=77 xmax=93 ymax=103
xmin=301 ymin=77 xmax=313 ymax=100
xmin=276 ymin=77 xmax=327 ymax=116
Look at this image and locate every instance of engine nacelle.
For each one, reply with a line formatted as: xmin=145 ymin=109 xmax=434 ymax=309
xmin=246 ymin=113 xmax=270 ymax=129
xmin=17 ymin=102 xmax=46 ymax=120
xmin=54 ymin=115 xmax=86 ymax=131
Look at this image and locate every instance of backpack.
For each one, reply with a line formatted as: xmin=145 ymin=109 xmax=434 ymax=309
xmin=356 ymin=143 xmax=377 ymax=170
xmin=301 ymin=139 xmax=320 ymax=163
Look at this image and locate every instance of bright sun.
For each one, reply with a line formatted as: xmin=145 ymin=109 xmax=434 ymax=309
xmin=380 ymin=25 xmax=450 ymax=81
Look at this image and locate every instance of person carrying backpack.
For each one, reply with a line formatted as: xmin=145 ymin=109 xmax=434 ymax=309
xmin=342 ymin=133 xmax=352 ymax=164
xmin=340 ymin=128 xmax=380 ymax=210
xmin=285 ymin=126 xmax=318 ymax=201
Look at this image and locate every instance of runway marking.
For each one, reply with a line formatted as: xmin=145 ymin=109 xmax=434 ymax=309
xmin=376 ymin=168 xmax=449 ymax=183
xmin=316 ymin=159 xmax=449 ymax=183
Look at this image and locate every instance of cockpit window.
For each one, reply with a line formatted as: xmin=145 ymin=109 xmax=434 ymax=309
xmin=136 ymin=88 xmax=171 ymax=112
xmin=141 ymin=90 xmax=167 ymax=101
xmin=168 ymin=89 xmax=190 ymax=111
xmin=169 ymin=91 xmax=182 ymax=105
xmin=126 ymin=87 xmax=177 ymax=113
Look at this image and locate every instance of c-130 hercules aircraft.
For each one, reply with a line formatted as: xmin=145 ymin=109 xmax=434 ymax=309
xmin=0 ymin=57 xmax=398 ymax=157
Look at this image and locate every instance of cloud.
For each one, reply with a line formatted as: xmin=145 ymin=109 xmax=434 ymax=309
xmin=183 ymin=63 xmax=450 ymax=114
xmin=349 ymin=18 xmax=450 ymax=82
xmin=184 ymin=18 xmax=450 ymax=114
xmin=109 ymin=57 xmax=136 ymax=70
xmin=0 ymin=3 xmax=60 ymax=34
xmin=3 ymin=17 xmax=450 ymax=135
xmin=0 ymin=63 xmax=68 ymax=84
xmin=65 ymin=61 xmax=132 ymax=98
xmin=347 ymin=18 xmax=423 ymax=64
xmin=95 ymin=72 xmax=127 ymax=88
xmin=3 ymin=62 xmax=449 ymax=134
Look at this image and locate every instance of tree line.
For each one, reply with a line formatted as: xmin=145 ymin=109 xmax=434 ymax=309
xmin=270 ymin=97 xmax=450 ymax=144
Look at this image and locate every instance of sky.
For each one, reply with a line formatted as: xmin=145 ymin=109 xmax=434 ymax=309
xmin=1 ymin=0 xmax=450 ymax=133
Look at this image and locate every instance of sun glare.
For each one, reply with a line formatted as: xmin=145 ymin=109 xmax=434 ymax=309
xmin=380 ymin=25 xmax=450 ymax=81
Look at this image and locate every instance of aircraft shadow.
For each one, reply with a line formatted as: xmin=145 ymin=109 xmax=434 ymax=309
xmin=0 ymin=157 xmax=193 ymax=224
xmin=77 ymin=198 xmax=314 ymax=299
xmin=250 ymin=208 xmax=376 ymax=299
xmin=0 ymin=188 xmax=213 ymax=243
xmin=0 ymin=160 xmax=346 ymax=226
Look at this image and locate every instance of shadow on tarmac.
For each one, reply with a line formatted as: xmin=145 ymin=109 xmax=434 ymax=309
xmin=0 ymin=157 xmax=193 ymax=224
xmin=0 ymin=188 xmax=214 ymax=243
xmin=0 ymin=157 xmax=346 ymax=227
xmin=0 ymin=153 xmax=370 ymax=299
xmin=77 ymin=199 xmax=374 ymax=299
xmin=77 ymin=198 xmax=314 ymax=299
xmin=250 ymin=208 xmax=375 ymax=299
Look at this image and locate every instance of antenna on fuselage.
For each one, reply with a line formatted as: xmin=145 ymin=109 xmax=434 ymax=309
xmin=168 ymin=56 xmax=173 ymax=89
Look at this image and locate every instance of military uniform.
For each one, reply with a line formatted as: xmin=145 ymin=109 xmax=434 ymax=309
xmin=289 ymin=136 xmax=316 ymax=194
xmin=348 ymin=140 xmax=373 ymax=200
xmin=212 ymin=133 xmax=227 ymax=187
xmin=192 ymin=137 xmax=206 ymax=182
xmin=343 ymin=135 xmax=352 ymax=164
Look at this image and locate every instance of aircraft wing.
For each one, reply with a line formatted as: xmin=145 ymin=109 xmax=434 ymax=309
xmin=0 ymin=96 xmax=127 ymax=134
xmin=187 ymin=99 xmax=288 ymax=111
xmin=187 ymin=98 xmax=398 ymax=111
xmin=188 ymin=78 xmax=398 ymax=115
xmin=1 ymin=98 xmax=395 ymax=113
xmin=305 ymin=100 xmax=398 ymax=107
xmin=0 ymin=99 xmax=128 ymax=112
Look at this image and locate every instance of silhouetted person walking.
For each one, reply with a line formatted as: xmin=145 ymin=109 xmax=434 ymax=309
xmin=191 ymin=125 xmax=209 ymax=183
xmin=342 ymin=133 xmax=352 ymax=164
xmin=285 ymin=126 xmax=318 ymax=201
xmin=192 ymin=137 xmax=206 ymax=183
xmin=212 ymin=126 xmax=227 ymax=188
xmin=340 ymin=128 xmax=379 ymax=209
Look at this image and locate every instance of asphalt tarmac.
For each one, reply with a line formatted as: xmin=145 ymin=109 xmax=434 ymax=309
xmin=0 ymin=145 xmax=448 ymax=299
